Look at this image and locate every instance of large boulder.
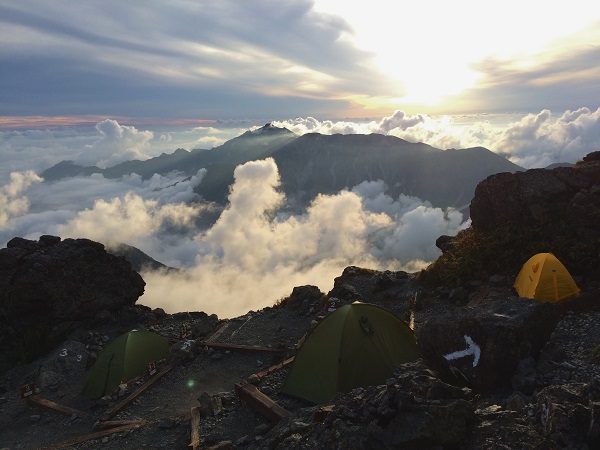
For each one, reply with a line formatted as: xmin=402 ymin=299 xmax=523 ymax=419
xmin=424 ymin=151 xmax=600 ymax=284
xmin=470 ymin=156 xmax=600 ymax=233
xmin=416 ymin=296 xmax=560 ymax=392
xmin=327 ymin=266 xmax=415 ymax=313
xmin=0 ymin=236 xmax=145 ymax=370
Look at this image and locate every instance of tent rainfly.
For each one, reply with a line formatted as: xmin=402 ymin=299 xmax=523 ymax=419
xmin=514 ymin=252 xmax=580 ymax=303
xmin=281 ymin=302 xmax=419 ymax=404
xmin=82 ymin=330 xmax=169 ymax=399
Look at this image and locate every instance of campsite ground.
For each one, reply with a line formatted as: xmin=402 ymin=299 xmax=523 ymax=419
xmin=1 ymin=276 xmax=600 ymax=449
xmin=0 ymin=289 xmax=318 ymax=449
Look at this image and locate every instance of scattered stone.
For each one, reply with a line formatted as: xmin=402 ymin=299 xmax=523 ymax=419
xmin=197 ymin=392 xmax=223 ymax=416
xmin=505 ymin=392 xmax=526 ymax=412
xmin=235 ymin=435 xmax=249 ymax=446
xmin=256 ymin=360 xmax=474 ymax=449
xmin=254 ymin=423 xmax=270 ymax=435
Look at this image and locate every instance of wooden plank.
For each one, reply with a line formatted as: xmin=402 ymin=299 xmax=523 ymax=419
xmin=202 ymin=342 xmax=284 ymax=353
xmin=204 ymin=321 xmax=230 ymax=343
xmin=28 ymin=395 xmax=87 ymax=417
xmin=189 ymin=406 xmax=201 ymax=449
xmin=45 ymin=422 xmax=143 ymax=449
xmin=235 ymin=383 xmax=290 ymax=424
xmin=252 ymin=357 xmax=295 ymax=380
xmin=100 ymin=364 xmax=172 ymax=421
xmin=93 ymin=419 xmax=146 ymax=431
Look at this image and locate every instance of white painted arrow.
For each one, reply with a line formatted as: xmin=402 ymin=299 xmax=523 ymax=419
xmin=443 ymin=335 xmax=481 ymax=367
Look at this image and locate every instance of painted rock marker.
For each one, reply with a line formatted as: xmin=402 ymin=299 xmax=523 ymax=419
xmin=443 ymin=335 xmax=481 ymax=367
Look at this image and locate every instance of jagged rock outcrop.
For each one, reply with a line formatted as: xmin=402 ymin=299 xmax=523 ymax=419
xmin=327 ymin=266 xmax=414 ymax=308
xmin=416 ymin=296 xmax=560 ymax=392
xmin=470 ymin=150 xmax=600 ymax=233
xmin=0 ymin=236 xmax=145 ymax=370
xmin=424 ymin=151 xmax=600 ymax=285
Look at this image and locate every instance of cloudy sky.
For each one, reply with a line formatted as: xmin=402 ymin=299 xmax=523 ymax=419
xmin=1 ymin=0 xmax=599 ymax=120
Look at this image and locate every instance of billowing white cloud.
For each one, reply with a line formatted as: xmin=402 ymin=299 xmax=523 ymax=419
xmin=493 ymin=107 xmax=600 ymax=167
xmin=58 ymin=193 xmax=200 ymax=249
xmin=271 ymin=111 xmax=428 ymax=136
xmin=140 ymin=159 xmax=467 ymax=317
xmin=0 ymin=171 xmax=42 ymax=229
xmin=0 ymin=168 xmax=210 ymax=267
xmin=274 ymin=107 xmax=600 ymax=167
xmin=272 ymin=111 xmax=494 ymax=149
xmin=89 ymin=119 xmax=154 ymax=168
xmin=0 ymin=157 xmax=466 ymax=318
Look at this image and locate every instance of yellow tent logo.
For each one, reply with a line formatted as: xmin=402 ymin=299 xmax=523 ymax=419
xmin=514 ymin=253 xmax=580 ymax=302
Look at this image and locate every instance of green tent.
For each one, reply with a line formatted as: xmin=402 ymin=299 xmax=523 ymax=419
xmin=82 ymin=330 xmax=169 ymax=399
xmin=281 ymin=302 xmax=419 ymax=404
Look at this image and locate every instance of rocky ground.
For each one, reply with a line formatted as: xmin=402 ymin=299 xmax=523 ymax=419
xmin=1 ymin=152 xmax=600 ymax=449
xmin=1 ymin=264 xmax=599 ymax=449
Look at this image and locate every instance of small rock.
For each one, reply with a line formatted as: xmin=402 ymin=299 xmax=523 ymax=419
xmin=248 ymin=374 xmax=260 ymax=385
xmin=290 ymin=420 xmax=310 ymax=432
xmin=235 ymin=435 xmax=249 ymax=446
xmin=505 ymin=392 xmax=526 ymax=412
xmin=30 ymin=414 xmax=41 ymax=422
xmin=101 ymin=436 xmax=109 ymax=443
xmin=256 ymin=360 xmax=263 ymax=367
xmin=98 ymin=395 xmax=112 ymax=406
xmin=197 ymin=392 xmax=223 ymax=416
xmin=118 ymin=383 xmax=128 ymax=398
xmin=255 ymin=423 xmax=270 ymax=435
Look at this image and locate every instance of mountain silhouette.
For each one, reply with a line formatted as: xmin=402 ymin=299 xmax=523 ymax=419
xmin=42 ymin=124 xmax=522 ymax=211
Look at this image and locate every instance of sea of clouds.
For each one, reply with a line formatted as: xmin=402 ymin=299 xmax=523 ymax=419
xmin=1 ymin=107 xmax=599 ymax=316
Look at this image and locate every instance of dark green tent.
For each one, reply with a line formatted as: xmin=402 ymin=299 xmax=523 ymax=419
xmin=281 ymin=302 xmax=419 ymax=404
xmin=82 ymin=330 xmax=169 ymax=399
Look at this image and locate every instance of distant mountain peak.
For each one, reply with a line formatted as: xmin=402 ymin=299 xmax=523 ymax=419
xmin=246 ymin=122 xmax=293 ymax=136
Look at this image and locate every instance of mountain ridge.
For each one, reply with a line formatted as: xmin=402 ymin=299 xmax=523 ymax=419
xmin=41 ymin=125 xmax=523 ymax=211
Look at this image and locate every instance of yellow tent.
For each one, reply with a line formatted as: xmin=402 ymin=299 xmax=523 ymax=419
xmin=514 ymin=253 xmax=580 ymax=302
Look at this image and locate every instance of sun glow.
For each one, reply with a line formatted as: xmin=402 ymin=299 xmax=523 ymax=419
xmin=313 ymin=0 xmax=600 ymax=109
